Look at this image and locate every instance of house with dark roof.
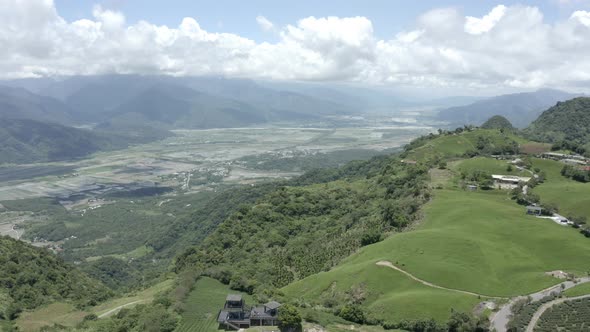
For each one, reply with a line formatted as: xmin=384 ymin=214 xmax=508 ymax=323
xmin=217 ymin=294 xmax=282 ymax=330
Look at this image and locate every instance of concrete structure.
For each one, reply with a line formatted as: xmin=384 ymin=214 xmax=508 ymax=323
xmin=217 ymin=294 xmax=281 ymax=330
xmin=492 ymin=174 xmax=531 ymax=189
xmin=526 ymin=206 xmax=542 ymax=216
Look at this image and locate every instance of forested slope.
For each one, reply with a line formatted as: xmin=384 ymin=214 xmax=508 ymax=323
xmin=0 ymin=236 xmax=111 ymax=321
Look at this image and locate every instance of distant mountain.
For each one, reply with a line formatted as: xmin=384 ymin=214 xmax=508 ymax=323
xmin=436 ymin=89 xmax=580 ymax=128
xmin=524 ymin=97 xmax=590 ymax=144
xmin=481 ymin=115 xmax=514 ymax=130
xmin=0 ymin=118 xmax=169 ymax=164
xmin=0 ymin=236 xmax=110 ymax=319
xmin=5 ymin=75 xmax=354 ymax=128
xmin=0 ymin=85 xmax=73 ymax=124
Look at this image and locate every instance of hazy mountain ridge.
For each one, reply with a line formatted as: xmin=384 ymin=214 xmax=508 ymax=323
xmin=436 ymin=89 xmax=581 ymax=128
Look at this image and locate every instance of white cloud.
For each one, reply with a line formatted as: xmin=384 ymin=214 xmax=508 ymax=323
xmin=1 ymin=0 xmax=590 ymax=91
xmin=465 ymin=5 xmax=506 ymax=34
xmin=256 ymin=15 xmax=274 ymax=31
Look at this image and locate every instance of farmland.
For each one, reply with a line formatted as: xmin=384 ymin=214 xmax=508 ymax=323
xmin=534 ymin=297 xmax=590 ymax=331
xmin=0 ymin=126 xmax=431 ymax=202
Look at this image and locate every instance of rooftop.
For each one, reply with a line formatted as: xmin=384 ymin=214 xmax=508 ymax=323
xmin=226 ymin=294 xmax=243 ymax=302
xmin=264 ymin=301 xmax=281 ymax=310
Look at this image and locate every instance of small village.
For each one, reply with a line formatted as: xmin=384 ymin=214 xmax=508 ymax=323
xmin=472 ymin=151 xmax=590 ymax=227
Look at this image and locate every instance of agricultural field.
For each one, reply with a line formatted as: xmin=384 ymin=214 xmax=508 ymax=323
xmin=176 ymin=277 xmax=253 ymax=332
xmin=284 ymin=183 xmax=590 ymax=324
xmin=0 ymin=126 xmax=431 ymax=201
xmin=534 ymin=297 xmax=590 ymax=331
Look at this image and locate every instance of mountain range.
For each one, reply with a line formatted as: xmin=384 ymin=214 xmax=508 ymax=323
xmin=436 ymin=89 xmax=581 ymax=128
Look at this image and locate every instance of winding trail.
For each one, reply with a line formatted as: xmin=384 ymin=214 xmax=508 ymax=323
xmin=376 ymin=261 xmax=507 ymax=299
xmin=97 ymin=300 xmax=146 ymax=318
xmin=525 ymin=294 xmax=590 ymax=332
xmin=376 ymin=261 xmax=590 ymax=332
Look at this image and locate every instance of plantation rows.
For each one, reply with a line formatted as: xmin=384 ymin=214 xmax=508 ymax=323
xmin=507 ymin=294 xmax=558 ymax=331
xmin=534 ymin=297 xmax=590 ymax=332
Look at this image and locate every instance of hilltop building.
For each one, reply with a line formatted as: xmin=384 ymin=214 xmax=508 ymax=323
xmin=217 ymin=294 xmax=281 ymax=330
xmin=492 ymin=175 xmax=531 ymax=189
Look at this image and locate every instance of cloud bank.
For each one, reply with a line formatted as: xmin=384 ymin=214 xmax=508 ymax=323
xmin=2 ymin=1 xmax=590 ymax=90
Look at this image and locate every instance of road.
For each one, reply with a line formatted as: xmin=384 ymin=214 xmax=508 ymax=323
xmin=97 ymin=300 xmax=146 ymax=318
xmin=376 ymin=261 xmax=507 ymax=299
xmin=376 ymin=260 xmax=590 ymax=332
xmin=490 ymin=277 xmax=590 ymax=332
xmin=525 ymin=294 xmax=590 ymax=332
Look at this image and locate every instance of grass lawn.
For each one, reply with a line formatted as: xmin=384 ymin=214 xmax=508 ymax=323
xmin=451 ymin=157 xmax=522 ymax=176
xmin=284 ymin=186 xmax=590 ymax=324
xmin=564 ymin=283 xmax=590 ymax=297
xmin=532 ymin=158 xmax=590 ymax=218
xmin=176 ymin=277 xmax=253 ymax=332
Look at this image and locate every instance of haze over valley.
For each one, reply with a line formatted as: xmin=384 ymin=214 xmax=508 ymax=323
xmin=2 ymin=1 xmax=590 ymax=332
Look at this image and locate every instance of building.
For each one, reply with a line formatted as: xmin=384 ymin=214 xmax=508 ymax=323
xmin=492 ymin=174 xmax=531 ymax=189
xmin=217 ymin=294 xmax=281 ymax=330
xmin=526 ymin=206 xmax=542 ymax=216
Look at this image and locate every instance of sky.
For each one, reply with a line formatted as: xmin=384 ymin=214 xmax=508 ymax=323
xmin=2 ymin=0 xmax=590 ymax=94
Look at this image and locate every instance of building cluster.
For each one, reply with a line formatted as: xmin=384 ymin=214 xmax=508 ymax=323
xmin=217 ymin=294 xmax=281 ymax=330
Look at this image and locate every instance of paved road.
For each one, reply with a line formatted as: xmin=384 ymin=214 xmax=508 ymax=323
xmin=376 ymin=261 xmax=507 ymax=299
xmin=490 ymin=277 xmax=590 ymax=332
xmin=525 ymin=294 xmax=590 ymax=332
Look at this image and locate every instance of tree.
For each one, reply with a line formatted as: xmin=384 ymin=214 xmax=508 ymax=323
xmin=278 ymin=304 xmax=302 ymax=332
xmin=337 ymin=304 xmax=366 ymax=324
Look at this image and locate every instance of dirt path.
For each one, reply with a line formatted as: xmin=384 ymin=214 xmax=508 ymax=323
xmin=376 ymin=260 xmax=590 ymax=332
xmin=525 ymin=294 xmax=590 ymax=332
xmin=376 ymin=261 xmax=507 ymax=299
xmin=97 ymin=300 xmax=146 ymax=318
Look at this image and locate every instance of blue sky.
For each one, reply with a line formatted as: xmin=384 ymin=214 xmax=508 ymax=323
xmin=54 ymin=0 xmax=587 ymax=41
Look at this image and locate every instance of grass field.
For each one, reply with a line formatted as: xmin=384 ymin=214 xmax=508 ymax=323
xmin=284 ymin=185 xmax=590 ymax=324
xmin=405 ymin=129 xmax=526 ymax=162
xmin=531 ymin=158 xmax=590 ymax=218
xmin=564 ymin=283 xmax=590 ymax=297
xmin=451 ymin=157 xmax=522 ymax=176
xmin=176 ymin=277 xmax=254 ymax=332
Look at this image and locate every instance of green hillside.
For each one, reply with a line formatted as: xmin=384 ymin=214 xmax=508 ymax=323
xmin=0 ymin=236 xmax=111 ymax=322
xmin=0 ymin=118 xmax=170 ymax=164
xmin=401 ymin=128 xmax=523 ymax=163
xmin=525 ymin=97 xmax=590 ymax=146
xmin=480 ymin=115 xmax=514 ymax=130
